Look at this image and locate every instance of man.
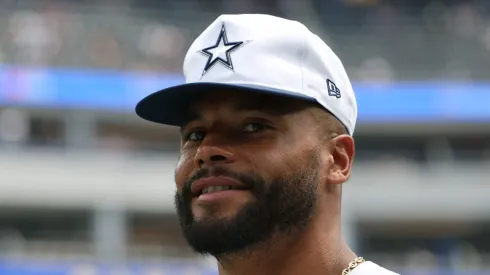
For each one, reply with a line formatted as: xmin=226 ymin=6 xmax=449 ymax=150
xmin=136 ymin=14 xmax=399 ymax=275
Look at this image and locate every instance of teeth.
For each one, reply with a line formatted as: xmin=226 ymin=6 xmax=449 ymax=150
xmin=202 ymin=186 xmax=233 ymax=194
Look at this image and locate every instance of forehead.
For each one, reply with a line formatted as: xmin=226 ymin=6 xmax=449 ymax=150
xmin=187 ymin=90 xmax=314 ymax=116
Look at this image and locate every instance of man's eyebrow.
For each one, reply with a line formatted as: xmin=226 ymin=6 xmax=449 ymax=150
xmin=180 ymin=111 xmax=201 ymax=134
xmin=179 ymin=98 xmax=287 ymax=133
xmin=232 ymin=99 xmax=285 ymax=115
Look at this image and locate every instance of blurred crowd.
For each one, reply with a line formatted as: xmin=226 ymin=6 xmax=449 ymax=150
xmin=0 ymin=0 xmax=489 ymax=80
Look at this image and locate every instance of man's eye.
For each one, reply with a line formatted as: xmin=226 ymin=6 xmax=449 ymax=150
xmin=243 ymin=123 xmax=268 ymax=133
xmin=184 ymin=130 xmax=206 ymax=142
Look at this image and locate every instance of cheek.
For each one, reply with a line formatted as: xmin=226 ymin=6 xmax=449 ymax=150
xmin=174 ymin=150 xmax=194 ymax=189
xmin=256 ymin=143 xmax=311 ymax=174
xmin=248 ymin=147 xmax=294 ymax=175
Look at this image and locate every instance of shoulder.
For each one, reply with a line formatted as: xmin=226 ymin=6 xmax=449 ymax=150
xmin=349 ymin=261 xmax=401 ymax=275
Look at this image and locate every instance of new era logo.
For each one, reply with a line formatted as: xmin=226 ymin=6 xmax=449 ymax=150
xmin=327 ymin=79 xmax=341 ymax=98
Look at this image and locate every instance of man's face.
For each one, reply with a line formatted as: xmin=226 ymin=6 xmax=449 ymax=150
xmin=174 ymin=91 xmax=327 ymax=257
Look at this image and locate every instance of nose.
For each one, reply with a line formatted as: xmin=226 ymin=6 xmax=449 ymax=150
xmin=194 ymin=136 xmax=235 ymax=167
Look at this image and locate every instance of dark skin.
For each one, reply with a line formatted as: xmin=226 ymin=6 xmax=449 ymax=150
xmin=174 ymin=90 xmax=357 ymax=275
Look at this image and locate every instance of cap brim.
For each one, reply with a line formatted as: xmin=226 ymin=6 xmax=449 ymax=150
xmin=135 ymin=82 xmax=317 ymax=127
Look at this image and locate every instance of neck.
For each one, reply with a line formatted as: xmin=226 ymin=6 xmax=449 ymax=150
xmin=215 ymin=214 xmax=357 ymax=275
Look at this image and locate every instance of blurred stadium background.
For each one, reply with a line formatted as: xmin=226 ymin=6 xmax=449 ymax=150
xmin=0 ymin=0 xmax=489 ymax=274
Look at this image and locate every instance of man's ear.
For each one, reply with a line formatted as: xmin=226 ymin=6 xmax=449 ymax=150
xmin=327 ymin=135 xmax=355 ymax=185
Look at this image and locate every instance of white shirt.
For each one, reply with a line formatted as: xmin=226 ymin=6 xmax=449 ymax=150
xmin=350 ymin=261 xmax=400 ymax=275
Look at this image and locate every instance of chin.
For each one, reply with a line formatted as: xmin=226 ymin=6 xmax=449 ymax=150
xmin=192 ymin=205 xmax=244 ymax=221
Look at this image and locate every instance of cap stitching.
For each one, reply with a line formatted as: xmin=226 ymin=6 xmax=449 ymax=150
xmin=298 ymin=22 xmax=308 ymax=93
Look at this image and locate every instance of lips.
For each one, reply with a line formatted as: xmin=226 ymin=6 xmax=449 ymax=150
xmin=202 ymin=185 xmax=234 ymax=194
xmin=191 ymin=176 xmax=249 ymax=197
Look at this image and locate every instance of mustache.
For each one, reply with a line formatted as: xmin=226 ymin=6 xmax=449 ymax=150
xmin=183 ymin=166 xmax=254 ymax=193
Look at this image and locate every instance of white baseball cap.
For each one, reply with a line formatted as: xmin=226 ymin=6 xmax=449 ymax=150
xmin=136 ymin=14 xmax=358 ymax=135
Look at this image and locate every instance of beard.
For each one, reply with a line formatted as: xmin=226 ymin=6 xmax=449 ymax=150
xmin=174 ymin=157 xmax=319 ymax=257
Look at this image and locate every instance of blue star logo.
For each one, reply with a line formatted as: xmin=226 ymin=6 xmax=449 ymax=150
xmin=199 ymin=24 xmax=250 ymax=77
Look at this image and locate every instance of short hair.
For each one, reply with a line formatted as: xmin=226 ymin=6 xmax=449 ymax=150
xmin=310 ymin=106 xmax=348 ymax=142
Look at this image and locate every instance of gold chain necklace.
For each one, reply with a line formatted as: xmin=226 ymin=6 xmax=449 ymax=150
xmin=341 ymin=257 xmax=366 ymax=275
